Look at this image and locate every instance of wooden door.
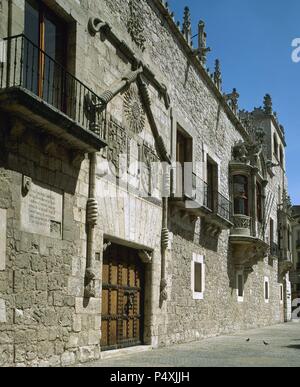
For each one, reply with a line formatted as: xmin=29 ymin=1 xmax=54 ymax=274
xmin=101 ymin=244 xmax=144 ymax=351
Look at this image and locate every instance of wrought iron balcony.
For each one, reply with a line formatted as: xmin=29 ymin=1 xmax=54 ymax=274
xmin=170 ymin=170 xmax=210 ymax=215
xmin=215 ymin=191 xmax=232 ymax=223
xmin=170 ymin=168 xmax=232 ymax=228
xmin=0 ymin=34 xmax=106 ymax=152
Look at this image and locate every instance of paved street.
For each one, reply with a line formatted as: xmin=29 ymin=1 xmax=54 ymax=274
xmin=80 ymin=323 xmax=300 ymax=367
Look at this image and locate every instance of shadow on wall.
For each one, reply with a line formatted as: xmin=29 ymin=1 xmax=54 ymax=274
xmin=168 ymin=208 xmax=220 ymax=252
xmin=0 ymin=117 xmax=83 ymax=195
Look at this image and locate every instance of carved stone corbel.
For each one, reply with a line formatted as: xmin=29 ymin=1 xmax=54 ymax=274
xmin=22 ymin=175 xmax=32 ymax=197
xmin=103 ymin=241 xmax=112 ymax=253
xmin=88 ymin=17 xmax=111 ymax=37
xmin=138 ymin=250 xmax=152 ymax=264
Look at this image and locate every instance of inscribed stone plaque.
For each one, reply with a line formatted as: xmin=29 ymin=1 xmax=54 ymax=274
xmin=21 ymin=181 xmax=63 ymax=238
xmin=0 ymin=208 xmax=6 ymax=271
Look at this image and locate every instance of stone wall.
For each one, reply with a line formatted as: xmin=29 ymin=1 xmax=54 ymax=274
xmin=0 ymin=115 xmax=103 ymax=366
xmin=0 ymin=0 xmax=290 ymax=366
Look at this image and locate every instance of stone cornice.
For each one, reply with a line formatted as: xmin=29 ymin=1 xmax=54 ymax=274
xmin=151 ymin=0 xmax=251 ymax=143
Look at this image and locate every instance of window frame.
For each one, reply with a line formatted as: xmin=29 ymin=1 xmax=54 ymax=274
xmin=264 ymin=277 xmax=270 ymax=303
xmin=191 ymin=254 xmax=205 ymax=300
xmin=256 ymin=182 xmax=263 ymax=223
xmin=24 ymin=0 xmax=68 ymax=99
xmin=176 ymin=127 xmax=193 ymax=199
xmin=280 ymin=284 xmax=284 ymax=305
xmin=233 ymin=174 xmax=249 ymax=216
xmin=273 ymin=133 xmax=278 ymax=159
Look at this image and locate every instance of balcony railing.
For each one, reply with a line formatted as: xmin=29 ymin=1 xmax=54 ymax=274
xmin=171 ymin=168 xmax=232 ymax=223
xmin=215 ymin=191 xmax=232 ymax=222
xmin=0 ymin=34 xmax=106 ymax=139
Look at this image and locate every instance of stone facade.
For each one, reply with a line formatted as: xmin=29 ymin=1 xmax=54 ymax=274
xmin=291 ymin=206 xmax=300 ymax=311
xmin=0 ymin=0 xmax=293 ymax=366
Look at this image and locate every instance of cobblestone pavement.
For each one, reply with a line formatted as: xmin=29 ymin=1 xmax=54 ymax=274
xmin=78 ymin=323 xmax=300 ymax=367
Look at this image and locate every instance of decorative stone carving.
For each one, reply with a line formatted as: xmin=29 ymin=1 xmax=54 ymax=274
xmin=138 ymin=250 xmax=152 ymax=263
xmin=86 ymin=198 xmax=98 ymax=226
xmin=232 ymin=141 xmax=248 ymax=163
xmin=231 ymin=241 xmax=269 ymax=267
xmin=22 ymin=175 xmax=32 ymax=197
xmin=140 ymin=143 xmax=160 ymax=195
xmin=88 ymin=17 xmax=111 ymax=37
xmin=203 ymin=222 xmax=221 ymax=237
xmin=282 ymin=189 xmax=292 ymax=213
xmin=124 ymin=83 xmax=145 ymax=134
xmin=279 ymin=260 xmax=293 ymax=278
xmin=103 ymin=241 xmax=112 ymax=252
xmin=225 ymin=88 xmax=240 ymax=115
xmin=197 ymin=21 xmax=211 ymax=66
xmin=182 ymin=7 xmax=192 ymax=44
xmin=233 ymin=215 xmax=251 ymax=230
xmin=213 ymin=59 xmax=222 ymax=90
xmin=161 ymin=227 xmax=170 ymax=250
xmin=127 ymin=0 xmax=146 ymax=51
xmin=239 ymin=110 xmax=257 ymax=142
xmin=105 ymin=117 xmax=129 ymax=176
xmin=263 ymin=94 xmax=273 ymax=114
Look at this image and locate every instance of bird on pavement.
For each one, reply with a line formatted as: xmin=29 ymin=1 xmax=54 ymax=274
xmin=246 ymin=338 xmax=250 ymax=342
xmin=263 ymin=341 xmax=270 ymax=346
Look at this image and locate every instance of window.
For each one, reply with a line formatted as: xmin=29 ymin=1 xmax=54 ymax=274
xmin=192 ymin=254 xmax=205 ymax=300
xmin=280 ymin=285 xmax=284 ymax=304
xmin=233 ymin=175 xmax=249 ymax=216
xmin=279 ymin=146 xmax=284 ymax=167
xmin=257 ymin=183 xmax=263 ymax=222
xmin=24 ymin=0 xmax=67 ymax=105
xmin=176 ymin=129 xmax=193 ymax=198
xmin=236 ymin=271 xmax=244 ymax=303
xmin=264 ymin=277 xmax=270 ymax=303
xmin=207 ymin=158 xmax=218 ymax=211
xmin=288 ymin=226 xmax=291 ymax=252
xmin=273 ymin=134 xmax=278 ymax=158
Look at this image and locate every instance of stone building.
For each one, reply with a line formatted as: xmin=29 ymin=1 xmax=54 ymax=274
xmin=291 ymin=206 xmax=300 ymax=307
xmin=0 ymin=0 xmax=293 ymax=366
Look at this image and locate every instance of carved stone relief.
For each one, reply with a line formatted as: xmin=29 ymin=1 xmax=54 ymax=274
xmin=127 ymin=0 xmax=146 ymax=51
xmin=124 ymin=83 xmax=146 ymax=134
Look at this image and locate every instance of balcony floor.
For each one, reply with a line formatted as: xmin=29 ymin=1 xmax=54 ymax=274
xmin=0 ymin=87 xmax=107 ymax=153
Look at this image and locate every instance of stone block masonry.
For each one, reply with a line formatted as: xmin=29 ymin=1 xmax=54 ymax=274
xmin=0 ymin=0 xmax=291 ymax=366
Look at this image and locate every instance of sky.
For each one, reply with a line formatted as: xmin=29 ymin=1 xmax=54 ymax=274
xmin=168 ymin=0 xmax=300 ymax=204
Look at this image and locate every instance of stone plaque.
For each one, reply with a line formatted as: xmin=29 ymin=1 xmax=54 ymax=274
xmin=0 ymin=208 xmax=6 ymax=271
xmin=21 ymin=180 xmax=63 ymax=238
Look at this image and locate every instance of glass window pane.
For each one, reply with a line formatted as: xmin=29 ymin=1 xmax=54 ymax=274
xmin=24 ymin=0 xmax=39 ymax=93
xmin=24 ymin=0 xmax=39 ymax=45
xmin=265 ymin=282 xmax=269 ymax=300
